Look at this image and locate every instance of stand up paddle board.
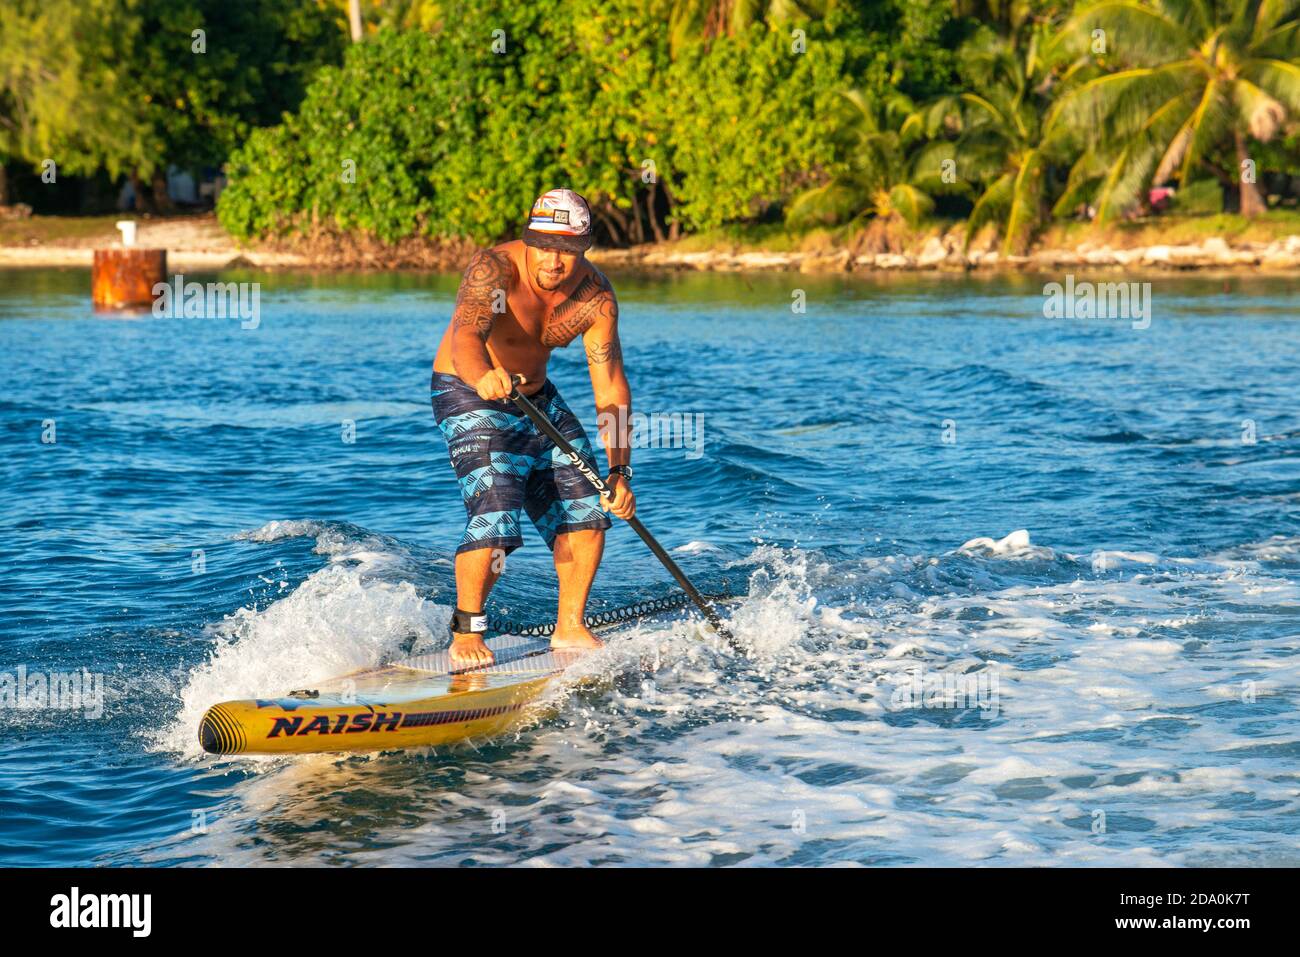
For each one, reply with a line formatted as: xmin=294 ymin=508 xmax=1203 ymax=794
xmin=199 ymin=634 xmax=589 ymax=756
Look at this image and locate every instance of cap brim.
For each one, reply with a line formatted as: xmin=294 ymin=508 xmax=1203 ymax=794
xmin=522 ymin=228 xmax=593 ymax=253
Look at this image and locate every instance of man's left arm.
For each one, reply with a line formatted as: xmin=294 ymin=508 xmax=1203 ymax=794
xmin=583 ymin=284 xmax=635 ymax=520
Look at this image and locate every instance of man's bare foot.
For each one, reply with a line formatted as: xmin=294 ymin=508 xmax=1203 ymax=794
xmin=549 ymin=625 xmax=603 ymax=652
xmin=449 ymin=633 xmax=495 ymax=669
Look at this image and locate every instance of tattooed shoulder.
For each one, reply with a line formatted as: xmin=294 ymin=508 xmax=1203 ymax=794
xmin=453 ymin=249 xmax=513 ymax=337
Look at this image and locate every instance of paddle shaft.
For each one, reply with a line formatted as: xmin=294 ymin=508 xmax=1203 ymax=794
xmin=507 ymin=378 xmax=735 ymax=644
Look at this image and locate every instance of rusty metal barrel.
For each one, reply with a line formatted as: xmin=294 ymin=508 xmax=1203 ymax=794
xmin=92 ymin=247 xmax=167 ymax=310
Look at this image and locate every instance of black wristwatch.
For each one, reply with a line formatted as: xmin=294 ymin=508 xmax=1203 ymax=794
xmin=609 ymin=464 xmax=633 ymax=481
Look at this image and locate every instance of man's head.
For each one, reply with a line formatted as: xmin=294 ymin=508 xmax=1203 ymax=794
xmin=525 ymin=243 xmax=582 ymax=291
xmin=522 ymin=188 xmax=593 ymax=290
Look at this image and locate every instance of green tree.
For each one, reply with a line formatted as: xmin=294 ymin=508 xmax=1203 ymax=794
xmin=909 ymin=21 xmax=1072 ymax=253
xmin=786 ymin=89 xmax=941 ymax=229
xmin=0 ymin=0 xmax=341 ymax=212
xmin=1049 ymin=0 xmax=1300 ymax=220
xmin=557 ymin=1 xmax=676 ymax=243
xmin=657 ymin=23 xmax=849 ymax=232
xmin=219 ymin=3 xmax=860 ymax=247
xmin=0 ymin=0 xmax=142 ymax=201
xmin=220 ymin=6 xmax=584 ymax=245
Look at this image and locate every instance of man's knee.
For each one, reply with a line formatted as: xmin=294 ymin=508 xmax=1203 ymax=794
xmin=552 ymin=527 xmax=605 ymax=561
xmin=456 ymin=544 xmax=512 ymax=575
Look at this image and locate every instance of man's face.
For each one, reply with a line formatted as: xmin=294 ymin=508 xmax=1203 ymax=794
xmin=526 ymin=244 xmax=580 ymax=291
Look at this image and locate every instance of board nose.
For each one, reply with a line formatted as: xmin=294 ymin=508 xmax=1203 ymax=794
xmin=199 ymin=705 xmax=245 ymax=754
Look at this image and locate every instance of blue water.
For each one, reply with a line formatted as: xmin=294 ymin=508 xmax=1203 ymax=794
xmin=1 ymin=266 xmax=1298 ymax=866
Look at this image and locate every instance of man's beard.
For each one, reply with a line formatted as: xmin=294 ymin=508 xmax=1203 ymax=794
xmin=534 ymin=270 xmax=565 ymax=290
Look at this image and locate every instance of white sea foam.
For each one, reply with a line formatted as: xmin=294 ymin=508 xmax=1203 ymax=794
xmin=672 ymin=541 xmax=722 ymax=554
xmin=959 ymin=528 xmax=1033 ymax=554
xmin=149 ymin=525 xmax=1300 ymax=866
xmin=154 ymin=523 xmax=451 ymax=758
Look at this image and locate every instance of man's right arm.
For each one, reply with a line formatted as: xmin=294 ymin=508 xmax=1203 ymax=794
xmin=451 ymin=249 xmax=515 ymax=399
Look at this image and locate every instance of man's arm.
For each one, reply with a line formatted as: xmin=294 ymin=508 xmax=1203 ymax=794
xmin=584 ymin=282 xmax=636 ymax=519
xmin=451 ymin=249 xmax=515 ymax=399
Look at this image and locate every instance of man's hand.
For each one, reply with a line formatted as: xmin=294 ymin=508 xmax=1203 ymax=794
xmin=475 ymin=368 xmax=519 ymax=401
xmin=601 ymin=473 xmax=636 ymax=520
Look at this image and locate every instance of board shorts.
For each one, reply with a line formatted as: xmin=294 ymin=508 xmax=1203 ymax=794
xmin=431 ymin=372 xmax=611 ymax=555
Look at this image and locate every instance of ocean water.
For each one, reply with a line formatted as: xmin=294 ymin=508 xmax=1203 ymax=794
xmin=1 ymin=265 xmax=1298 ymax=867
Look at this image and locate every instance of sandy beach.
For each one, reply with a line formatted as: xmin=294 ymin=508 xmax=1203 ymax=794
xmin=4 ymin=212 xmax=1299 ymax=274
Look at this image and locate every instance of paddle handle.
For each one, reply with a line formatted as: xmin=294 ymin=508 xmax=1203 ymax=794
xmin=507 ymin=376 xmax=736 ymax=646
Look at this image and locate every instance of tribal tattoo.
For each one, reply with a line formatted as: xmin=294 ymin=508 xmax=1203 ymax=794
xmin=453 ymin=250 xmax=513 ymax=340
xmin=543 ymin=271 xmax=617 ymax=347
xmin=585 ymin=338 xmax=622 ymax=365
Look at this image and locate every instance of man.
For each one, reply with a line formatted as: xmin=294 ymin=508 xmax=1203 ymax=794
xmin=431 ymin=188 xmax=635 ymax=668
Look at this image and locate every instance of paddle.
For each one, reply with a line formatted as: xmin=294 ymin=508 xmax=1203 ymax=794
xmin=507 ymin=375 xmax=737 ymax=647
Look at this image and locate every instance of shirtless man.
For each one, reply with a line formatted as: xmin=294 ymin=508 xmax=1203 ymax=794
xmin=430 ymin=188 xmax=635 ymax=668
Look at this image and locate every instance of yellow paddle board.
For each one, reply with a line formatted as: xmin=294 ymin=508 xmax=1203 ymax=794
xmin=198 ymin=635 xmax=588 ymax=756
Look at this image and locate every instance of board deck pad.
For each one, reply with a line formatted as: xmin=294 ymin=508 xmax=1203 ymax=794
xmin=199 ymin=634 xmax=591 ymax=756
xmin=395 ymin=634 xmax=563 ymax=675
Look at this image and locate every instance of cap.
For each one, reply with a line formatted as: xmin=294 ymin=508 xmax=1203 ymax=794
xmin=522 ymin=187 xmax=594 ymax=253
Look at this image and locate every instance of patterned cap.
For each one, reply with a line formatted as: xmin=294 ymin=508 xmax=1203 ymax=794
xmin=522 ymin=188 xmax=594 ymax=252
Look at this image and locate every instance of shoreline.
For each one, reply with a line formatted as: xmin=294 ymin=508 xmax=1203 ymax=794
xmin=591 ymin=236 xmax=1300 ymax=275
xmin=2 ymin=213 xmax=1298 ymax=275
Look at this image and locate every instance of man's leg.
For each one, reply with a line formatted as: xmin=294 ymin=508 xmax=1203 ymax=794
xmin=450 ymin=545 xmax=504 ymax=667
xmin=521 ymin=385 xmax=612 ymax=650
xmin=550 ymin=528 xmax=605 ymax=649
xmin=432 ymin=371 xmax=528 ymax=668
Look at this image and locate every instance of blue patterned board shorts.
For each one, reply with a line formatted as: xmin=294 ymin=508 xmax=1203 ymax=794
xmin=431 ymin=372 xmax=611 ymax=555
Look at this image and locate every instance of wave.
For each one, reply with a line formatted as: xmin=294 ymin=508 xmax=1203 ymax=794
xmin=137 ymin=517 xmax=1300 ymax=865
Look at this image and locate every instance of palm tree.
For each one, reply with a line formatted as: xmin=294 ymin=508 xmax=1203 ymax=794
xmin=907 ymin=22 xmax=1072 ymax=254
xmin=786 ymin=89 xmax=940 ymax=230
xmin=1047 ymin=0 xmax=1300 ymax=220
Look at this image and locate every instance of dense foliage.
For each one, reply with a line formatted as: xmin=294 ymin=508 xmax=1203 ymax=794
xmin=217 ymin=0 xmax=928 ymax=245
xmin=3 ymin=0 xmax=1299 ymax=250
xmin=0 ymin=0 xmax=342 ymax=207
